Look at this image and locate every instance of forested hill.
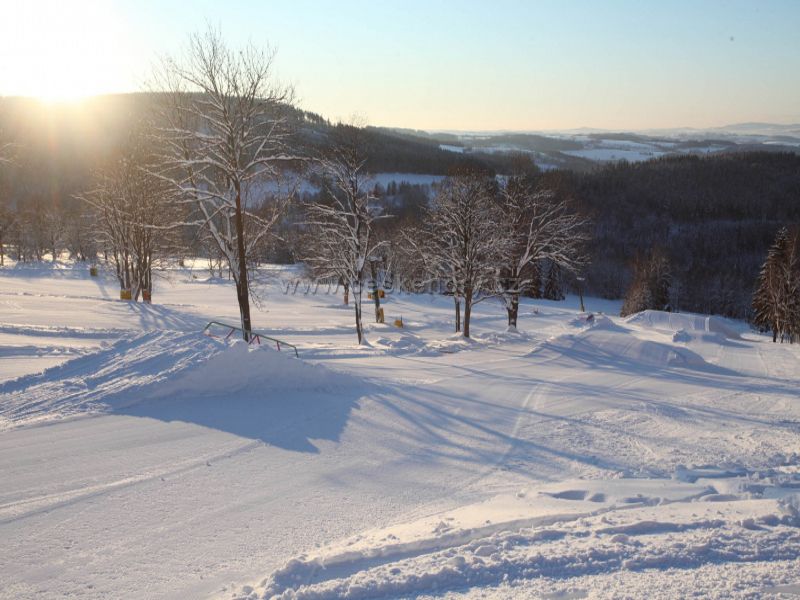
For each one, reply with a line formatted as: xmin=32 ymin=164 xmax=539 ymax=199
xmin=0 ymin=94 xmax=510 ymax=193
xmin=543 ymin=152 xmax=800 ymax=318
xmin=2 ymin=94 xmax=799 ymax=319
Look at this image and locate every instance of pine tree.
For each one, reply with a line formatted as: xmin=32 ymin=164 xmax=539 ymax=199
xmin=543 ymin=261 xmax=565 ymax=300
xmin=753 ymin=228 xmax=787 ymax=342
xmin=524 ymin=261 xmax=543 ymax=299
xmin=780 ymin=231 xmax=800 ymax=343
xmin=753 ymin=227 xmax=800 ymax=343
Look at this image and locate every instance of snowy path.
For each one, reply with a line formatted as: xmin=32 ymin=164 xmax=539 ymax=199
xmin=1 ymin=265 xmax=799 ymax=599
xmin=1 ymin=339 xmax=549 ymax=598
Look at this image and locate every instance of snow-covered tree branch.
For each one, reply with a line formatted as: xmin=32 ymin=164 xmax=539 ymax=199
xmin=496 ymin=174 xmax=590 ymax=329
xmin=301 ymin=125 xmax=387 ymax=344
xmin=151 ymin=27 xmax=299 ymax=340
xmin=78 ymin=134 xmax=177 ymax=301
xmin=418 ymin=172 xmax=503 ymax=338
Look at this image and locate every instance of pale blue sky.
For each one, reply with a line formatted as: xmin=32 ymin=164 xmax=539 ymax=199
xmin=1 ymin=0 xmax=798 ymax=130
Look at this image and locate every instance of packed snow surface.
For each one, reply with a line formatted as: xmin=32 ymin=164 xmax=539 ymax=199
xmin=1 ymin=261 xmax=798 ymax=599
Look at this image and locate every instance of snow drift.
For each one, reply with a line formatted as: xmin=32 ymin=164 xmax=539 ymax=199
xmin=0 ymin=331 xmax=354 ymax=431
xmin=542 ymin=314 xmax=726 ymax=372
xmin=234 ymin=477 xmax=800 ymax=600
xmin=626 ymin=310 xmax=742 ymax=340
xmin=154 ymin=339 xmax=354 ymax=400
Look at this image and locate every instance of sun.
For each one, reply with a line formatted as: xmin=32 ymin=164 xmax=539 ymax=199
xmin=0 ymin=1 xmax=133 ymax=102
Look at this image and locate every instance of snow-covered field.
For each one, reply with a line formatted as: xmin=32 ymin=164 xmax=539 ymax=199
xmin=561 ymin=147 xmax=667 ymax=162
xmin=1 ymin=261 xmax=799 ymax=599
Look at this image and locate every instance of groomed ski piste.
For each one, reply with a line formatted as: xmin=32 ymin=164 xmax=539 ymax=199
xmin=1 ymin=260 xmax=799 ymax=599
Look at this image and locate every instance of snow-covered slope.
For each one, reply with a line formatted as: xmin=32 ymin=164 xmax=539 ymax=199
xmin=0 ymin=263 xmax=798 ymax=599
xmin=247 ymin=479 xmax=800 ymax=600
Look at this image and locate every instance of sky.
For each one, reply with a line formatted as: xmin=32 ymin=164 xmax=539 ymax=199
xmin=0 ymin=0 xmax=798 ymax=131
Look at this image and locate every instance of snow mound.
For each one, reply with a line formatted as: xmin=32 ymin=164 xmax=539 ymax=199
xmin=153 ymin=340 xmax=351 ymax=400
xmin=419 ymin=334 xmax=484 ymax=355
xmin=235 ymin=478 xmax=800 ymax=600
xmin=547 ymin=321 xmax=719 ymax=371
xmin=0 ymin=332 xmax=347 ymax=430
xmin=0 ymin=331 xmax=217 ymax=429
xmin=626 ymin=310 xmax=742 ymax=340
xmin=371 ymin=333 xmax=427 ymax=354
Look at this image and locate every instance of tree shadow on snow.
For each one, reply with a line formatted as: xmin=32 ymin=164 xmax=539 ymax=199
xmin=124 ymin=301 xmax=209 ymax=332
xmin=118 ymin=363 xmax=364 ymax=454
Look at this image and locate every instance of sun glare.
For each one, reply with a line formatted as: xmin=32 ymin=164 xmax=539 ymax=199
xmin=0 ymin=1 xmax=132 ymax=102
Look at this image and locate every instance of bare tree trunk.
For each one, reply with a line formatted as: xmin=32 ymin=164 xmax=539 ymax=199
xmin=234 ymin=188 xmax=252 ymax=342
xmin=354 ymin=292 xmax=363 ymax=344
xmin=454 ymin=297 xmax=461 ymax=333
xmin=507 ymin=293 xmax=519 ymax=328
xmin=370 ymin=260 xmax=382 ymax=323
xmin=343 ymin=282 xmax=349 ymax=306
xmin=463 ymin=289 xmax=473 ymax=338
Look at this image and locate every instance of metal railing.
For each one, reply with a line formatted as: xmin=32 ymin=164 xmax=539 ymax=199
xmin=202 ymin=321 xmax=299 ymax=358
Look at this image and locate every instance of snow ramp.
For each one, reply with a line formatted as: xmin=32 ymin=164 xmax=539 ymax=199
xmin=539 ymin=315 xmax=729 ymax=372
xmin=625 ymin=309 xmax=742 ymax=340
xmin=0 ymin=331 xmax=345 ymax=431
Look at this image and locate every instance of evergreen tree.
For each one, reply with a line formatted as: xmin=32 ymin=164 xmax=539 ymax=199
xmin=524 ymin=261 xmax=543 ymax=299
xmin=753 ymin=227 xmax=800 ymax=342
xmin=543 ymin=261 xmax=565 ymax=300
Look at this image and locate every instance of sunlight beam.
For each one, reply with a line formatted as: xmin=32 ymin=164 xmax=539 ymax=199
xmin=0 ymin=0 xmax=134 ymax=102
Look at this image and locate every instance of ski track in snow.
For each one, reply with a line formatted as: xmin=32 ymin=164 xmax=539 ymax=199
xmin=0 ymin=270 xmax=799 ymax=599
xmin=0 ymin=331 xmax=225 ymax=430
xmin=244 ymin=494 xmax=800 ymax=600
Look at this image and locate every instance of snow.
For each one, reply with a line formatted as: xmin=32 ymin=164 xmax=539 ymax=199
xmin=562 ymin=148 xmax=666 ymax=162
xmin=1 ymin=261 xmax=799 ymax=599
xmin=371 ymin=172 xmax=445 ymax=187
xmin=438 ymin=144 xmax=465 ymax=154
xmin=249 ymin=480 xmax=800 ymax=600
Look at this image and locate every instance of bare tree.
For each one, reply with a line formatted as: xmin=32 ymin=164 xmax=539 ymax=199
xmin=42 ymin=205 xmax=65 ymax=262
xmin=620 ymin=247 xmax=672 ymax=318
xmin=421 ymin=173 xmax=501 ymax=338
xmin=62 ymin=205 xmax=97 ymax=262
xmin=496 ymin=175 xmax=589 ymax=329
xmin=302 ymin=125 xmax=385 ymax=344
xmin=0 ymin=129 xmax=15 ymax=265
xmin=0 ymin=143 xmax=12 ymax=165
xmin=80 ymin=137 xmax=175 ymax=301
xmin=0 ymin=201 xmax=11 ymax=266
xmin=152 ymin=27 xmax=297 ymax=340
xmin=0 ymin=124 xmax=13 ymax=167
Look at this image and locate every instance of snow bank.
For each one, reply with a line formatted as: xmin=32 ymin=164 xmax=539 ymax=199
xmin=371 ymin=332 xmax=520 ymax=357
xmin=626 ymin=310 xmax=742 ymax=340
xmin=544 ymin=317 xmax=720 ymax=372
xmin=154 ymin=340 xmax=352 ymax=400
xmin=0 ymin=331 xmax=352 ymax=430
xmin=234 ymin=477 xmax=800 ymax=600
